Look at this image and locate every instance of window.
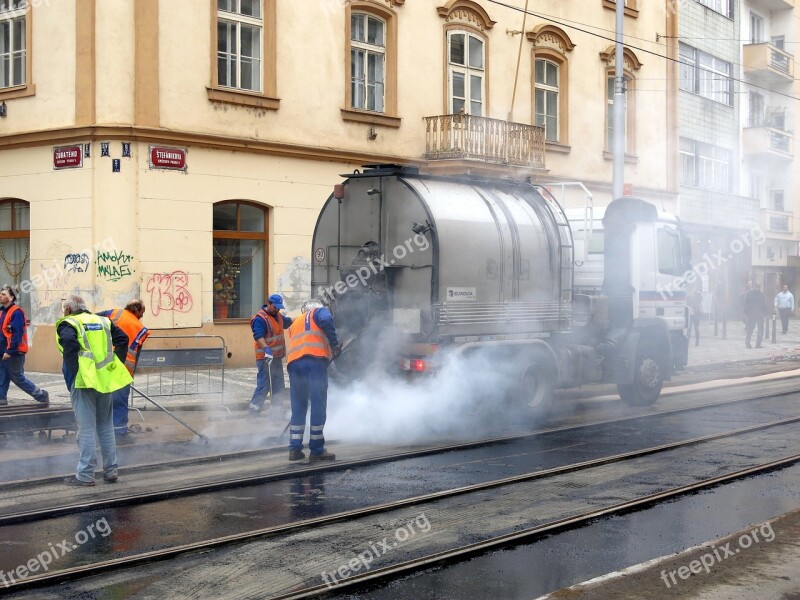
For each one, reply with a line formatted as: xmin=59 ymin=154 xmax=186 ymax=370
xmin=772 ymin=190 xmax=785 ymax=212
xmin=448 ymin=30 xmax=484 ymax=115
xmin=697 ymin=0 xmax=732 ymax=18
xmin=209 ymin=0 xmax=276 ymax=109
xmin=678 ymin=43 xmax=732 ymax=106
xmin=213 ymin=201 xmax=268 ymax=320
xmin=750 ymin=12 xmax=764 ymax=44
xmin=657 ymin=228 xmax=683 ymax=276
xmin=680 ymin=138 xmax=731 ymax=192
xmin=0 ymin=199 xmax=30 ymax=315
xmin=350 ymin=13 xmax=385 ymax=113
xmin=749 ymin=91 xmax=765 ymax=127
xmin=606 ymin=75 xmax=631 ymax=151
xmin=217 ymin=0 xmax=262 ymax=92
xmin=0 ymin=0 xmax=26 ymax=89
xmin=535 ymin=59 xmax=559 ymax=142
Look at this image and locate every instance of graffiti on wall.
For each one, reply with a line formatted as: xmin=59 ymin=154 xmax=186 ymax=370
xmin=143 ymin=271 xmax=200 ymax=328
xmin=96 ymin=250 xmax=135 ymax=282
xmin=64 ymin=253 xmax=90 ymax=273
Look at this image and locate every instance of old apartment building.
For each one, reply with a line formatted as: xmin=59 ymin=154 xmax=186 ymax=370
xmin=0 ymin=0 xmax=675 ymax=370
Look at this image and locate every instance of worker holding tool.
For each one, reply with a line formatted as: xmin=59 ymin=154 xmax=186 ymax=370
xmin=249 ymin=294 xmax=292 ymax=416
xmin=285 ymin=300 xmax=341 ymax=462
xmin=97 ymin=299 xmax=150 ymax=444
xmin=57 ymin=295 xmax=132 ymax=487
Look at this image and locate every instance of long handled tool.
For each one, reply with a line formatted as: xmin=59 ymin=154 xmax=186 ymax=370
xmin=130 ymin=385 xmax=210 ymax=445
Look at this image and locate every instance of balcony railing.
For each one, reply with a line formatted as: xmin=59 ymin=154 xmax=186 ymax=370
xmin=743 ymin=126 xmax=794 ymax=159
xmin=743 ymin=43 xmax=795 ymax=82
xmin=424 ymin=114 xmax=546 ymax=169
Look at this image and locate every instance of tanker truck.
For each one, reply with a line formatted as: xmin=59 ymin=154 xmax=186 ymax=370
xmin=311 ymin=164 xmax=691 ymax=414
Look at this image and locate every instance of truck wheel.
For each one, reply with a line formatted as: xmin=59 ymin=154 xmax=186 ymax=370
xmin=517 ymin=361 xmax=554 ymax=417
xmin=618 ymin=347 xmax=663 ymax=406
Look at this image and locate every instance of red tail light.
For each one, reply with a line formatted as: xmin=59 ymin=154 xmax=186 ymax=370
xmin=401 ymin=358 xmax=428 ymax=372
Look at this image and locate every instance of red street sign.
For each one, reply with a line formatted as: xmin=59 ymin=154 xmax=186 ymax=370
xmin=53 ymin=145 xmax=83 ymax=169
xmin=150 ymin=146 xmax=187 ymax=170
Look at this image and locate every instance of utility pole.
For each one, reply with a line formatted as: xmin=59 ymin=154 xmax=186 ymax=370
xmin=612 ymin=0 xmax=625 ymax=200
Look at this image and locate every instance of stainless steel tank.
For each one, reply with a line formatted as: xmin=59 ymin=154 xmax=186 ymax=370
xmin=312 ymin=167 xmax=573 ymax=341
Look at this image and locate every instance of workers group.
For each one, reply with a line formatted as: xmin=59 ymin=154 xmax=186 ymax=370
xmin=0 ymin=285 xmax=340 ymax=486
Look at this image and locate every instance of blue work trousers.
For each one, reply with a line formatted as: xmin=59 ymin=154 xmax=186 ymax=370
xmin=0 ymin=354 xmax=45 ymax=401
xmin=287 ymin=357 xmax=329 ymax=454
xmin=250 ymin=357 xmax=285 ymax=408
xmin=71 ymin=387 xmax=118 ymax=482
xmin=111 ymin=384 xmax=131 ymax=436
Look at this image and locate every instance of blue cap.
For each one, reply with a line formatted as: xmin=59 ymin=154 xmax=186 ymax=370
xmin=268 ymin=294 xmax=284 ymax=310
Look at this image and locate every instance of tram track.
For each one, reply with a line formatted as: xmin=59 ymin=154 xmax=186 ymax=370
xmin=3 ymin=382 xmax=800 ymax=526
xmin=3 ymin=407 xmax=800 ymax=595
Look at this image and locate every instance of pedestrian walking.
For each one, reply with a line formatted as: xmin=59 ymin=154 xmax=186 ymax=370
xmin=744 ymin=284 xmax=767 ymax=349
xmin=97 ymin=300 xmax=150 ymax=443
xmin=57 ymin=295 xmax=132 ymax=486
xmin=0 ymin=285 xmax=49 ymax=407
xmin=285 ymin=300 xmax=341 ymax=462
xmin=774 ymin=284 xmax=794 ymax=334
xmin=249 ymin=294 xmax=292 ymax=415
xmin=687 ymin=287 xmax=703 ymax=347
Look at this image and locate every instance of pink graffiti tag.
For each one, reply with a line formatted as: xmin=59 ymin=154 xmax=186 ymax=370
xmin=146 ymin=271 xmax=193 ymax=316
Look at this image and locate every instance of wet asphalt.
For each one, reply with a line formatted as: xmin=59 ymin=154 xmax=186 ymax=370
xmin=1 ymin=392 xmax=799 ymax=577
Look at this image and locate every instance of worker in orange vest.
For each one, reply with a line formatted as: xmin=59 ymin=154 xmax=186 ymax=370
xmin=285 ymin=300 xmax=341 ymax=462
xmin=0 ymin=285 xmax=49 ymax=406
xmin=249 ymin=294 xmax=293 ymax=416
xmin=97 ymin=299 xmax=150 ymax=443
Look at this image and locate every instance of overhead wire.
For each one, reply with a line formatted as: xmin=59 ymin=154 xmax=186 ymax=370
xmin=482 ymin=0 xmax=800 ymax=102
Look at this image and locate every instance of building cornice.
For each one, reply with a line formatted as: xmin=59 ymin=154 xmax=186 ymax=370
xmin=0 ymin=125 xmax=423 ymax=166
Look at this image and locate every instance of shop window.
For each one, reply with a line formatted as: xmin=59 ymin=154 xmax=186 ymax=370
xmin=0 ymin=199 xmax=30 ymax=314
xmin=213 ymin=201 xmax=268 ymax=320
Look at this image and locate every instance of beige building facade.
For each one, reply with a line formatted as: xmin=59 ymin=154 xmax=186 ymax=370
xmin=0 ymin=0 xmax=676 ymax=371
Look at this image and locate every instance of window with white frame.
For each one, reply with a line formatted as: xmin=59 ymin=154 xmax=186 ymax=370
xmin=750 ymin=12 xmax=764 ymax=44
xmin=350 ymin=12 xmax=385 ymax=112
xmin=678 ymin=43 xmax=732 ymax=106
xmin=217 ymin=0 xmax=262 ymax=92
xmin=697 ymin=0 xmax=731 ymax=18
xmin=448 ymin=30 xmax=484 ymax=116
xmin=535 ymin=59 xmax=559 ymax=142
xmin=0 ymin=0 xmax=26 ymax=89
xmin=680 ymin=138 xmax=731 ymax=192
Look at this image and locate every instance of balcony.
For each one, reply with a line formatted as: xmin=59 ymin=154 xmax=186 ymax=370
xmin=743 ymin=43 xmax=794 ymax=84
xmin=750 ymin=0 xmax=794 ymax=10
xmin=761 ymin=209 xmax=794 ymax=238
xmin=424 ymin=114 xmax=546 ymax=176
xmin=743 ymin=126 xmax=794 ymax=161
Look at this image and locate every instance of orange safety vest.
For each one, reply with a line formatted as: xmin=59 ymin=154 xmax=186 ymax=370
xmin=108 ymin=308 xmax=150 ymax=376
xmin=286 ymin=308 xmax=332 ymax=365
xmin=2 ymin=304 xmax=28 ymax=354
xmin=250 ymin=308 xmax=286 ymax=359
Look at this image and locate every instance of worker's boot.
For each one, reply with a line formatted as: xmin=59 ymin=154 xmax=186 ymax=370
xmin=288 ymin=449 xmax=305 ymax=461
xmin=309 ymin=449 xmax=335 ymax=462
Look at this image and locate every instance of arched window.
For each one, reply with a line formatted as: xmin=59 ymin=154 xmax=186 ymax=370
xmin=447 ymin=29 xmax=485 ymax=115
xmin=528 ymin=25 xmax=574 ymax=145
xmin=600 ymin=46 xmax=641 ymax=155
xmin=212 ymin=201 xmax=268 ymax=320
xmin=0 ymin=199 xmax=30 ymax=314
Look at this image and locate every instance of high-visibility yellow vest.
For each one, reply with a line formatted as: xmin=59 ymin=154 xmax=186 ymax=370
xmin=286 ymin=308 xmax=332 ymax=364
xmin=56 ymin=313 xmax=133 ymax=393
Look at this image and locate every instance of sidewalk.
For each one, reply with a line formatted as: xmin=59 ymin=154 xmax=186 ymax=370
xmin=686 ymin=316 xmax=800 ymax=369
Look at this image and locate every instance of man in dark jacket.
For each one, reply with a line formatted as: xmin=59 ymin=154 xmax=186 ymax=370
xmin=0 ymin=285 xmax=49 ymax=406
xmin=744 ymin=283 xmax=767 ymax=349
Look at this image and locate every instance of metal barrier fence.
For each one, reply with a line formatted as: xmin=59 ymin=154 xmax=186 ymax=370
xmin=133 ymin=336 xmax=227 ymax=408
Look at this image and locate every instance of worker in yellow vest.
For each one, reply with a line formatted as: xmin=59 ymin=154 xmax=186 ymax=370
xmin=97 ymin=299 xmax=150 ymax=443
xmin=285 ymin=300 xmax=341 ymax=462
xmin=57 ymin=295 xmax=132 ymax=487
